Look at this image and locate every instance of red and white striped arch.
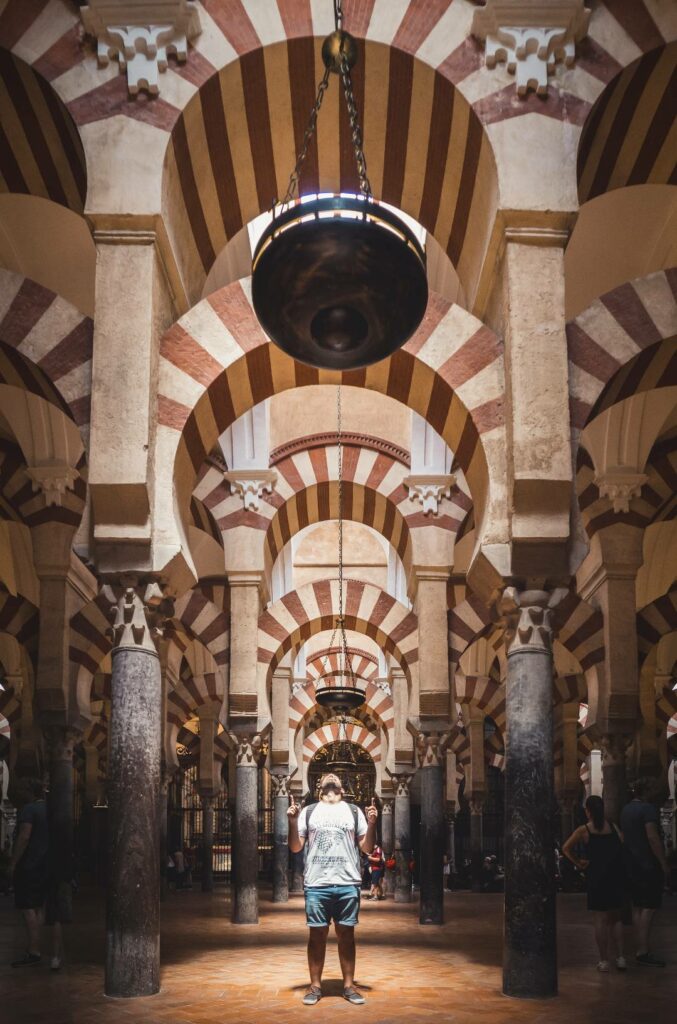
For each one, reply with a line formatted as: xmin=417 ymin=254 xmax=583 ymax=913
xmin=566 ymin=269 xmax=677 ymax=433
xmin=306 ymin=648 xmax=379 ymax=686
xmin=0 ymin=270 xmax=93 ymax=437
xmin=302 ymin=721 xmax=382 ymax=768
xmin=290 ymin=677 xmax=394 ymax=738
xmin=159 ymin=279 xmax=504 ymax=585
xmin=258 ymin=578 xmax=418 ymax=681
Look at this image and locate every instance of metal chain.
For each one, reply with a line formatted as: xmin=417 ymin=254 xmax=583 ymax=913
xmin=280 ymin=66 xmax=331 ymax=206
xmin=339 ymin=52 xmax=372 ymax=197
xmin=334 ymin=0 xmax=343 ymax=30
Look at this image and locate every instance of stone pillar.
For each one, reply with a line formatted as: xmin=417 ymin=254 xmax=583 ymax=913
xmin=159 ymin=767 xmax=170 ymax=901
xmin=381 ymin=799 xmax=394 ymax=896
xmin=270 ymin=772 xmax=292 ymax=903
xmin=500 ymin=588 xmax=558 ymax=999
xmin=469 ymin=799 xmax=485 ymax=893
xmin=554 ymin=700 xmax=581 ymax=842
xmin=44 ymin=726 xmax=79 ymax=917
xmin=232 ymin=733 xmax=262 ymax=924
xmin=601 ymin=734 xmax=630 ymax=826
xmin=446 ymin=809 xmax=456 ymax=873
xmin=417 ymin=732 xmax=447 ymax=925
xmin=103 ymin=581 xmax=171 ymax=998
xmin=290 ymin=851 xmax=305 ymax=894
xmin=200 ymin=794 xmax=215 ymax=892
xmin=389 ymin=771 xmax=413 ymax=903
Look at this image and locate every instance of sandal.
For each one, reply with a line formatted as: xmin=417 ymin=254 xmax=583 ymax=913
xmin=303 ymin=986 xmax=322 ymax=1005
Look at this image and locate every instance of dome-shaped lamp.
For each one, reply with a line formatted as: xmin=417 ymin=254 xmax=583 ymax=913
xmin=315 ymin=679 xmax=365 ymax=715
xmin=251 ymin=5 xmax=428 ymax=370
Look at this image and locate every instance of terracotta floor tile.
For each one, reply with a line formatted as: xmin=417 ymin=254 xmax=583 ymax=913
xmin=1 ymin=888 xmax=675 ymax=1023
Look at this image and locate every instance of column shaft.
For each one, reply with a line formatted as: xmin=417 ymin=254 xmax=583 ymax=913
xmin=233 ymin=758 xmax=259 ymax=923
xmin=393 ymin=780 xmax=412 ymax=903
xmin=470 ymin=806 xmax=484 ymax=893
xmin=201 ymin=796 xmax=214 ymax=892
xmin=273 ymin=793 xmax=289 ymax=903
xmin=105 ymin=646 xmax=161 ymax=997
xmin=419 ymin=763 xmax=444 ymax=924
xmin=502 ymin=591 xmax=557 ymax=999
xmin=381 ymin=802 xmax=394 ymax=896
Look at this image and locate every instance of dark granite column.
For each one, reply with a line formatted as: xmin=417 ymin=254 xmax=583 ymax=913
xmin=103 ymin=581 xmax=170 ymax=998
xmin=381 ymin=799 xmax=395 ymax=896
xmin=44 ymin=726 xmax=78 ymax=920
xmin=500 ymin=587 xmax=559 ymax=999
xmin=390 ymin=772 xmax=413 ymax=903
xmin=270 ymin=772 xmax=292 ymax=903
xmin=601 ymin=734 xmax=629 ymax=825
xmin=232 ymin=734 xmax=261 ymax=923
xmin=159 ymin=768 xmax=170 ymax=901
xmin=201 ymin=794 xmax=215 ymax=892
xmin=446 ymin=809 xmax=456 ymax=873
xmin=417 ymin=734 xmax=446 ymax=924
xmin=469 ymin=799 xmax=485 ymax=892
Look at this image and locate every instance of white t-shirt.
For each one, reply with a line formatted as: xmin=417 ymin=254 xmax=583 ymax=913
xmin=297 ymin=801 xmax=368 ymax=888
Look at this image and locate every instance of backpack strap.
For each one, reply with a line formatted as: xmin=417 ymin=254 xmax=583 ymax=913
xmin=305 ymin=801 xmax=318 ymax=825
xmin=347 ymin=802 xmax=361 ymax=847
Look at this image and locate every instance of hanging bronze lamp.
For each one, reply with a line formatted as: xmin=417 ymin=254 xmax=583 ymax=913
xmin=251 ymin=2 xmax=428 ymax=371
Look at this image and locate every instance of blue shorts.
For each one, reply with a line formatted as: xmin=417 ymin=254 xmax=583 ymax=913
xmin=305 ymin=884 xmax=361 ymax=927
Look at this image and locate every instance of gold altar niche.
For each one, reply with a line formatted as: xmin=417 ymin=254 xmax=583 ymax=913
xmin=308 ymin=731 xmax=376 ymax=805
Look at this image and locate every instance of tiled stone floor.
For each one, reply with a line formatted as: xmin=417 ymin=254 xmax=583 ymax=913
xmin=1 ymin=887 xmax=675 ymax=1024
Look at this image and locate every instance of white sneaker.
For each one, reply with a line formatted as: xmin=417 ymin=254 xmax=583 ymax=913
xmin=615 ymin=956 xmax=627 ymax=971
xmin=596 ymin=961 xmax=610 ymax=972
xmin=50 ymin=957 xmax=62 ymax=971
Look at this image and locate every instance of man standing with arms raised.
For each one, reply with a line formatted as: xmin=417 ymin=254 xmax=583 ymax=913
xmin=288 ymin=772 xmax=378 ymax=1005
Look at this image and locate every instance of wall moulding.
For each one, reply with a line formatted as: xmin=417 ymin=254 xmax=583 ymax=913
xmin=472 ymin=0 xmax=591 ymax=96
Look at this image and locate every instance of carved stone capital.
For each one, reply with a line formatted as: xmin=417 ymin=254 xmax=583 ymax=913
xmin=600 ymin=733 xmax=631 ymax=767
xmin=80 ymin=0 xmax=202 ymax=96
xmin=498 ymin=587 xmax=566 ymax=656
xmin=234 ymin=733 xmax=263 ymax=766
xmin=416 ymin=731 xmax=449 ymax=768
xmin=469 ymin=797 xmax=485 ymax=817
xmin=387 ymin=770 xmax=414 ymax=797
xmin=381 ymin=798 xmax=394 ymax=816
xmin=472 ymin=0 xmax=590 ymax=96
xmin=224 ymin=470 xmax=277 ymax=512
xmin=102 ymin=578 xmax=174 ymax=654
xmin=403 ymin=474 xmax=456 ymax=516
xmin=25 ymin=463 xmax=79 ymax=507
xmin=43 ymin=725 xmax=81 ymax=762
xmin=594 ymin=469 xmax=647 ymax=514
xmin=269 ymin=772 xmax=293 ymax=798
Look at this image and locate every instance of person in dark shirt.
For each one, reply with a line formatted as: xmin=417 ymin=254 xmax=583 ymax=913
xmin=620 ymin=778 xmax=670 ymax=967
xmin=9 ymin=777 xmax=49 ymax=967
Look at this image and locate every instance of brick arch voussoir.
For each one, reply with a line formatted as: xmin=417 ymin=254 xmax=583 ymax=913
xmin=566 ymin=269 xmax=677 ymax=435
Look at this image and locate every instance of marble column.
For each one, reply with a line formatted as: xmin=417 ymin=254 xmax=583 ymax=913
xmin=44 ymin=726 xmax=78 ymax=918
xmin=159 ymin=768 xmax=170 ymax=901
xmin=500 ymin=588 xmax=558 ymax=999
xmin=201 ymin=794 xmax=215 ymax=892
xmin=103 ymin=581 xmax=169 ymax=998
xmin=381 ymin=799 xmax=395 ymax=896
xmin=232 ymin=734 xmax=261 ymax=924
xmin=601 ymin=734 xmax=630 ymax=826
xmin=270 ymin=772 xmax=292 ymax=903
xmin=417 ymin=734 xmax=446 ymax=924
xmin=469 ymin=799 xmax=485 ymax=893
xmin=390 ymin=772 xmax=413 ymax=903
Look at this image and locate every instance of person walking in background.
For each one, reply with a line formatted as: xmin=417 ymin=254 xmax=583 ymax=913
xmin=366 ymin=842 xmax=385 ymax=900
xmin=9 ymin=778 xmax=49 ymax=967
xmin=288 ymin=772 xmax=377 ymax=1006
xmin=620 ymin=778 xmax=670 ymax=967
xmin=562 ymin=795 xmax=626 ymax=973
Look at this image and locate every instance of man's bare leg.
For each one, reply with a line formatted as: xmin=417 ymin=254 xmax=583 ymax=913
xmin=307 ymin=926 xmax=329 ymax=987
xmin=634 ymin=907 xmax=655 ymax=955
xmin=335 ymin=923 xmax=356 ymax=988
xmin=23 ymin=909 xmax=41 ymax=956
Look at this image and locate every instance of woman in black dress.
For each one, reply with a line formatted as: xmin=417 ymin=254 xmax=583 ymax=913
xmin=562 ymin=795 xmax=626 ymax=972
